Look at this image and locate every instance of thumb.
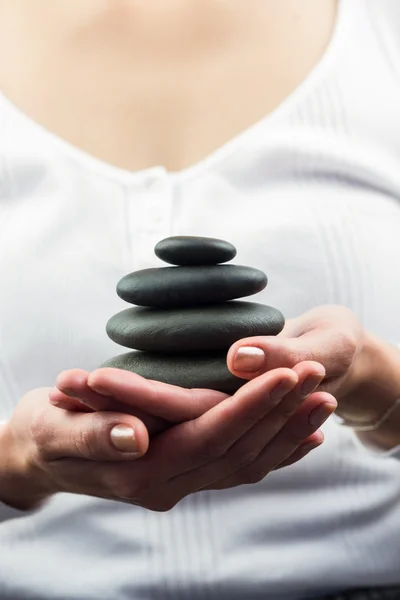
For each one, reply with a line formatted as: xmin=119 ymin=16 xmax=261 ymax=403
xmin=38 ymin=404 xmax=149 ymax=461
xmin=227 ymin=327 xmax=347 ymax=379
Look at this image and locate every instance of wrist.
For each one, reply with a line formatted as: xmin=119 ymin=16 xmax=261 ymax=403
xmin=0 ymin=422 xmax=54 ymax=511
xmin=337 ymin=332 xmax=400 ymax=427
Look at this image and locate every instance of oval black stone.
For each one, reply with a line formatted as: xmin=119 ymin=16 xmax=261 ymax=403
xmin=154 ymin=236 xmax=237 ymax=266
xmin=106 ymin=301 xmax=284 ymax=352
xmin=101 ymin=351 xmax=246 ymax=394
xmin=117 ymin=265 xmax=267 ymax=307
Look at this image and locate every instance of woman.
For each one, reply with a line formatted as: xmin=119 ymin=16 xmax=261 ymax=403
xmin=1 ymin=0 xmax=400 ymax=598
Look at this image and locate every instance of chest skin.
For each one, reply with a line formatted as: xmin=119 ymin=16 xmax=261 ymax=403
xmin=0 ymin=0 xmax=337 ymax=172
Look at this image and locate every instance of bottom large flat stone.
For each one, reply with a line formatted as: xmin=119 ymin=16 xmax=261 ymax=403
xmin=101 ymin=351 xmax=246 ymax=394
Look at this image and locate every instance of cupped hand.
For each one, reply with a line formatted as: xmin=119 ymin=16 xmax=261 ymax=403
xmin=0 ymin=387 xmax=150 ymax=510
xmin=51 ymin=357 xmax=329 ymax=440
xmin=227 ymin=305 xmax=365 ymax=405
xmin=47 ymin=362 xmax=336 ymax=510
xmin=50 ymin=367 xmax=229 ymax=436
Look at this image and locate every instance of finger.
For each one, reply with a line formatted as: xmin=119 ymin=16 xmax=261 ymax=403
xmin=54 ymin=370 xmax=189 ymax=437
xmin=237 ymin=391 xmax=336 ymax=476
xmin=54 ymin=369 xmax=114 ymax=411
xmin=53 ymin=373 xmax=147 ymax=416
xmin=165 ymin=376 xmax=329 ymax=494
xmin=291 ymin=361 xmax=325 ymax=397
xmin=54 ymin=370 xmax=176 ymax=434
xmin=143 ymin=368 xmax=299 ymax=486
xmin=273 ymin=431 xmax=324 ymax=469
xmin=86 ymin=368 xmax=227 ymax=422
xmin=34 ymin=404 xmax=149 ymax=461
xmin=227 ymin=327 xmax=354 ymax=380
xmin=200 ymin=393 xmax=334 ymax=491
xmin=72 ymin=372 xmax=323 ymax=510
xmin=49 ymin=388 xmax=93 ymax=412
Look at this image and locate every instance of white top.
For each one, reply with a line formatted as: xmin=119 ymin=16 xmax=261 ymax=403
xmin=1 ymin=1 xmax=400 ymax=598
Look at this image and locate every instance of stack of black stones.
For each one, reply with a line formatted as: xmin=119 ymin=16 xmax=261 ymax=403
xmin=103 ymin=236 xmax=285 ymax=394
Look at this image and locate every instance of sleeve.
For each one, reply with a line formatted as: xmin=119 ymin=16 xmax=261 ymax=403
xmin=332 ymin=336 xmax=400 ymax=460
xmin=350 ymin=427 xmax=400 ymax=460
xmin=366 ymin=0 xmax=400 ymax=79
xmin=332 ymin=413 xmax=400 ymax=459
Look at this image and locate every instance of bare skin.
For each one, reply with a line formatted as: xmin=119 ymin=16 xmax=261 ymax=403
xmin=1 ymin=0 xmax=400 ymax=512
xmin=0 ymin=0 xmax=338 ymax=171
xmin=0 ymin=0 xmax=340 ymax=511
xmin=0 ymin=362 xmax=336 ymax=510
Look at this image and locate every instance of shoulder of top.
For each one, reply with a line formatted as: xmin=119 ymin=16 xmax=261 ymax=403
xmin=364 ymin=0 xmax=400 ymax=78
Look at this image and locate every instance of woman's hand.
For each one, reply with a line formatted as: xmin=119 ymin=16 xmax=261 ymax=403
xmin=51 ymin=360 xmax=329 ymax=444
xmin=226 ymin=305 xmax=373 ymax=421
xmin=0 ymin=387 xmax=150 ymax=510
xmin=50 ymin=367 xmax=229 ymax=436
xmin=44 ymin=362 xmax=336 ymax=510
xmin=0 ymin=362 xmax=336 ymax=512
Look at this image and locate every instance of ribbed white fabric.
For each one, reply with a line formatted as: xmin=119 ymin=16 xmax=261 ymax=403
xmin=1 ymin=1 xmax=400 ymax=598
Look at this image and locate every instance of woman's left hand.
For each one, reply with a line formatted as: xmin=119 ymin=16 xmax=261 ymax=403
xmin=228 ymin=305 xmax=367 ymax=412
xmin=53 ymin=304 xmax=362 ymax=424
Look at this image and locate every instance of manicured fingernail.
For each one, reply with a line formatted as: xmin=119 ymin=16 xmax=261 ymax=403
xmin=233 ymin=347 xmax=265 ymax=372
xmin=271 ymin=380 xmax=296 ymax=402
xmin=300 ymin=373 xmax=325 ymax=398
xmin=308 ymin=403 xmax=336 ymax=427
xmin=110 ymin=425 xmax=139 ymax=454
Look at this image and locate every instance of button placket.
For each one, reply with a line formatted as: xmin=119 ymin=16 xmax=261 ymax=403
xmin=130 ymin=171 xmax=172 ymax=270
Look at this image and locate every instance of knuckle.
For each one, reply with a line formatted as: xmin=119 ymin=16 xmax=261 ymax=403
xmin=30 ymin=411 xmax=47 ymax=446
xmin=328 ymin=330 xmax=358 ymax=375
xmin=30 ymin=408 xmax=55 ymax=458
xmin=70 ymin=422 xmax=97 ymax=459
xmin=338 ymin=331 xmax=357 ymax=364
xmin=293 ymin=347 xmax=313 ymax=365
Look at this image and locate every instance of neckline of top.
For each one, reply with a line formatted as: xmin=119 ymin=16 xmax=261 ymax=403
xmin=0 ymin=0 xmax=351 ymax=186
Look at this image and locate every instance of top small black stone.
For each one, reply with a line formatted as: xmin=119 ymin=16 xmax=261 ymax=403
xmin=154 ymin=236 xmax=237 ymax=266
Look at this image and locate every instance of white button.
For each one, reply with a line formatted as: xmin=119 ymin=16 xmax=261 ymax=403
xmin=145 ymin=177 xmax=165 ymax=193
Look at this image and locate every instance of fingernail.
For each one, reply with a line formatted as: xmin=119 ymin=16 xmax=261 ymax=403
xmin=308 ymin=403 xmax=336 ymax=427
xmin=271 ymin=380 xmax=296 ymax=402
xmin=300 ymin=374 xmax=325 ymax=398
xmin=233 ymin=347 xmax=265 ymax=372
xmin=110 ymin=425 xmax=139 ymax=454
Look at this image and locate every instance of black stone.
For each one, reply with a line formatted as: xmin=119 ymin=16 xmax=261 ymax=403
xmin=154 ymin=236 xmax=237 ymax=266
xmin=101 ymin=351 xmax=246 ymax=394
xmin=117 ymin=265 xmax=268 ymax=307
xmin=106 ymin=301 xmax=284 ymax=353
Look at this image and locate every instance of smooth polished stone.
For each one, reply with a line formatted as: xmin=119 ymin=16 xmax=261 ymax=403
xmin=154 ymin=236 xmax=237 ymax=266
xmin=117 ymin=265 xmax=268 ymax=307
xmin=106 ymin=301 xmax=284 ymax=352
xmin=101 ymin=351 xmax=246 ymax=394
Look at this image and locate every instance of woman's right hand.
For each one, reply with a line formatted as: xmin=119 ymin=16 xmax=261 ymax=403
xmin=0 ymin=387 xmax=150 ymax=510
xmin=0 ymin=361 xmax=336 ymax=513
